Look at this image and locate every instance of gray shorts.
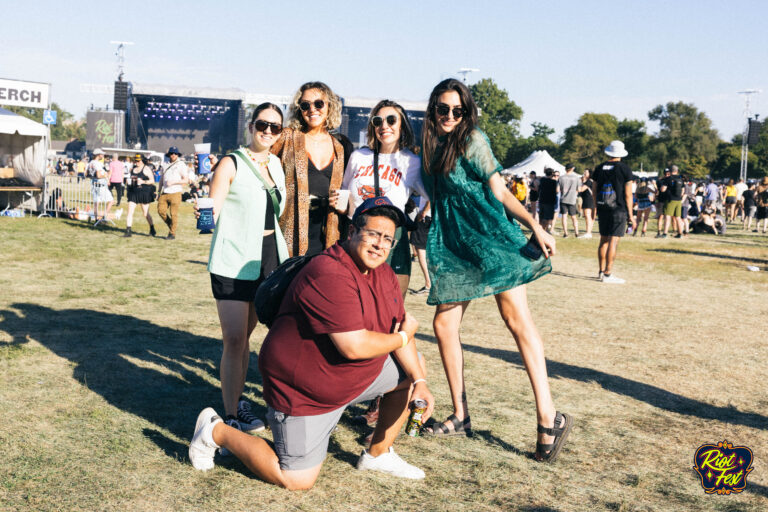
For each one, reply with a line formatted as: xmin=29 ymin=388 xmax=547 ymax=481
xmin=267 ymin=355 xmax=406 ymax=471
xmin=560 ymin=202 xmax=578 ymax=216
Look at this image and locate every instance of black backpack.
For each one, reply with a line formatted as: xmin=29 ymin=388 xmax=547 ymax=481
xmin=254 ymin=255 xmax=316 ymax=328
xmin=672 ymin=177 xmax=683 ymax=198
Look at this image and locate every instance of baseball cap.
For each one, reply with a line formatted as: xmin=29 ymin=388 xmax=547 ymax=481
xmin=352 ymin=196 xmax=405 ymax=227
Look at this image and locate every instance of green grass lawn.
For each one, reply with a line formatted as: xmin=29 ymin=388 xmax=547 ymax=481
xmin=1 ymin=208 xmax=767 ymax=511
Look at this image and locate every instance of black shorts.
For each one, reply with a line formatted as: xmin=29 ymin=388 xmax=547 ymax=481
xmin=210 ymin=234 xmax=279 ymax=301
xmin=597 ymin=207 xmax=628 ymax=237
xmin=560 ymin=203 xmax=578 ymax=216
xmin=725 ymin=196 xmax=736 ymax=205
xmin=409 ymin=217 xmax=431 ymax=250
xmin=539 ymin=202 xmax=555 ymax=221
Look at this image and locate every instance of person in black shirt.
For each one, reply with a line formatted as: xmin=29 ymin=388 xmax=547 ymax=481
xmin=742 ymin=182 xmax=757 ymax=231
xmin=537 ymin=168 xmax=558 ymax=233
xmin=591 ymin=140 xmax=635 ymax=284
xmin=659 ymin=164 xmax=685 ymax=238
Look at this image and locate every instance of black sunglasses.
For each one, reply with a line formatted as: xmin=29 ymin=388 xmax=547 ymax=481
xmin=371 ymin=115 xmax=398 ymax=127
xmin=253 ymin=120 xmax=282 ymax=134
xmin=299 ymin=99 xmax=325 ymax=112
xmin=435 ymin=103 xmax=465 ymax=119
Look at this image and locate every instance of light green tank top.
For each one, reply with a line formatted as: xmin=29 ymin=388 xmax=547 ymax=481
xmin=207 ymin=151 xmax=289 ymax=280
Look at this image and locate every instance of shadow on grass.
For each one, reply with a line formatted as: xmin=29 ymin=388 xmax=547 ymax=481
xmin=550 ymin=271 xmax=600 ymax=281
xmin=0 ymin=303 xmax=265 ymax=447
xmin=61 ymin=219 xmax=125 ymax=235
xmin=649 ymin=248 xmax=768 ymax=265
xmin=415 ymin=333 xmax=768 ymax=431
xmin=745 ymin=481 xmax=768 ymax=499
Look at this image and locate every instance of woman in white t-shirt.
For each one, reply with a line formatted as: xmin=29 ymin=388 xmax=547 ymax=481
xmin=337 ymin=100 xmax=428 ymax=296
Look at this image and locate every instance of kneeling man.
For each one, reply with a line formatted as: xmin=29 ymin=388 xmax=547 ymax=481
xmin=189 ymin=197 xmax=433 ymax=489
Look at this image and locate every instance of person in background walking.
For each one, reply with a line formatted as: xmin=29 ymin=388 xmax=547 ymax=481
xmin=108 ymin=154 xmax=125 ymax=206
xmin=634 ymin=178 xmax=653 ymax=237
xmin=592 ymin=140 xmax=635 ymax=284
xmin=537 ymin=168 xmax=558 ymax=233
xmin=577 ymin=169 xmax=595 ymax=238
xmin=123 ymin=155 xmax=156 ymax=238
xmin=558 ymin=164 xmax=581 ymax=238
xmin=157 ymin=146 xmax=189 ymax=240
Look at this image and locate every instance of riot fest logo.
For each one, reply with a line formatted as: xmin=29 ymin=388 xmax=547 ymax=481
xmin=693 ymin=440 xmax=753 ymax=494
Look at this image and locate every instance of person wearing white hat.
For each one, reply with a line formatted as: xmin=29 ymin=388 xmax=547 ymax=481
xmin=591 ymin=140 xmax=635 ymax=284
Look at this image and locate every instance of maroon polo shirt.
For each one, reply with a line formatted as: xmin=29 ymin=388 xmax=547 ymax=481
xmin=259 ymin=243 xmax=405 ymax=416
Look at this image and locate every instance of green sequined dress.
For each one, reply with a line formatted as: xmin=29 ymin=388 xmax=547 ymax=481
xmin=423 ymin=130 xmax=551 ymax=305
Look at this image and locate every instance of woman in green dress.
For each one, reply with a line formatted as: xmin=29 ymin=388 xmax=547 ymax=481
xmin=422 ymin=79 xmax=572 ymax=462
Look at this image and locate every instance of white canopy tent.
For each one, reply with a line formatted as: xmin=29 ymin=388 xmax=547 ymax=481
xmin=0 ymin=107 xmax=47 ymax=186
xmin=502 ymin=150 xmax=565 ymax=177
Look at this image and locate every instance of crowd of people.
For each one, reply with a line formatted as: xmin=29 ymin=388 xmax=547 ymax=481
xmin=47 ymin=79 xmax=764 ymax=490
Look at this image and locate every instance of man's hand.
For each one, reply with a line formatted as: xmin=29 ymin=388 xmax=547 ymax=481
xmin=410 ymin=380 xmax=434 ymax=425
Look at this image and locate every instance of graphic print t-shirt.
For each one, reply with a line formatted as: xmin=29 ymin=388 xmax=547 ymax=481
xmin=341 ymin=148 xmax=427 ymax=217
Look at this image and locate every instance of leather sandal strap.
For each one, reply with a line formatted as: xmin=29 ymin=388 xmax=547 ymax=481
xmin=537 ymin=412 xmax=565 ymax=436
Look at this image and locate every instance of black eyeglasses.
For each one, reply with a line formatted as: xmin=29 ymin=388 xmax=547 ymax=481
xmin=252 ymin=120 xmax=283 ymax=134
xmin=299 ymin=99 xmax=325 ymax=112
xmin=435 ymin=103 xmax=465 ymax=119
xmin=371 ymin=115 xmax=398 ymax=127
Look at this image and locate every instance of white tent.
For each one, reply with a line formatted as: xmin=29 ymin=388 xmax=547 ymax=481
xmin=502 ymin=150 xmax=565 ymax=177
xmin=0 ymin=107 xmax=47 ymax=186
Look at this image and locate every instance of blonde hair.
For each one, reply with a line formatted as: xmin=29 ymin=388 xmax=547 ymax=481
xmin=288 ymin=81 xmax=342 ymax=131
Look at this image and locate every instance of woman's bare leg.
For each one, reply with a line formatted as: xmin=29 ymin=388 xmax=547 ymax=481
xmin=431 ymin=301 xmax=471 ymax=428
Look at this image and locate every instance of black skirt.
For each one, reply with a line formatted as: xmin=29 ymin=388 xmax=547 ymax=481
xmin=127 ymin=185 xmax=155 ymax=204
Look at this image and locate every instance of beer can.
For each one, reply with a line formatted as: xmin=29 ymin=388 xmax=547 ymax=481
xmin=405 ymin=399 xmax=428 ymax=437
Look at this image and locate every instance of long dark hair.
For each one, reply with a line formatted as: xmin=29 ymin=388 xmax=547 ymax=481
xmin=366 ymin=100 xmax=415 ymax=152
xmin=422 ymin=79 xmax=478 ymax=176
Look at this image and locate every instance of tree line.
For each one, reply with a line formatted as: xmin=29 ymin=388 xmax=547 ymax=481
xmin=5 ymin=103 xmax=86 ymax=142
xmin=470 ymin=78 xmax=767 ymax=180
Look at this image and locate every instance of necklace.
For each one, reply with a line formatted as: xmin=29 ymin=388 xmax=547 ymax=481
xmin=244 ymin=147 xmax=269 ymax=168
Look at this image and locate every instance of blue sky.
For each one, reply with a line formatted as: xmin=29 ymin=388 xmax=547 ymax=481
xmin=3 ymin=0 xmax=766 ymax=141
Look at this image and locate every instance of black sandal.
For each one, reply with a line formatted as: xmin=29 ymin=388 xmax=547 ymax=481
xmin=535 ymin=411 xmax=572 ymax=462
xmin=424 ymin=414 xmax=472 ymax=437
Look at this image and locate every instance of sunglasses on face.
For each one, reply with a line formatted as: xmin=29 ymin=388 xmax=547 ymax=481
xmin=371 ymin=115 xmax=398 ymax=128
xmin=252 ymin=120 xmax=283 ymax=134
xmin=435 ymin=103 xmax=465 ymax=119
xmin=299 ymin=99 xmax=325 ymax=112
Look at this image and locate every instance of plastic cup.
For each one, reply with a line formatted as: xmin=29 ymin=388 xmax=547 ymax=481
xmin=336 ymin=189 xmax=350 ymax=211
xmin=196 ymin=197 xmax=215 ymax=232
xmin=195 ymin=143 xmax=212 ymax=175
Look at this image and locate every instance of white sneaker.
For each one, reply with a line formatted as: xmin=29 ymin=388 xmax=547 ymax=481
xmin=578 ymin=233 xmax=592 ymax=239
xmin=237 ymin=400 xmax=265 ymax=433
xmin=601 ymin=274 xmax=626 ymax=284
xmin=598 ymin=271 xmax=604 ymax=281
xmin=357 ymin=447 xmax=425 ymax=480
xmin=189 ymin=407 xmax=222 ymax=471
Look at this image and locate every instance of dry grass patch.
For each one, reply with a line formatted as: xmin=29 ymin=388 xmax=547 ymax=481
xmin=0 ymin=213 xmax=767 ymax=511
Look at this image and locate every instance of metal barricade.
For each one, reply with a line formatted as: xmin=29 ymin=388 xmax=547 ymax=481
xmin=43 ymin=174 xmax=103 ymax=222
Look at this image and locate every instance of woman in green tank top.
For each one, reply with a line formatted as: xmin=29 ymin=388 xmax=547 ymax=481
xmin=204 ymin=103 xmax=289 ymax=434
xmin=420 ymin=79 xmax=572 ymax=462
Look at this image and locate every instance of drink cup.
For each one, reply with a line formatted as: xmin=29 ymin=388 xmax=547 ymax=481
xmin=195 ymin=143 xmax=212 ymax=175
xmin=335 ymin=189 xmax=350 ymax=211
xmin=196 ymin=197 xmax=215 ymax=232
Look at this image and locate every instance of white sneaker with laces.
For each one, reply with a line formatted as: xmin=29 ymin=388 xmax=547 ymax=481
xmin=189 ymin=407 xmax=222 ymax=471
xmin=601 ymin=274 xmax=626 ymax=284
xmin=237 ymin=400 xmax=265 ymax=433
xmin=357 ymin=447 xmax=425 ymax=479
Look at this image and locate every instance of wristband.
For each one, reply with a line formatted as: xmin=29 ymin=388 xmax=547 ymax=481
xmin=412 ymin=378 xmax=426 ymax=385
xmin=398 ymin=330 xmax=408 ymax=349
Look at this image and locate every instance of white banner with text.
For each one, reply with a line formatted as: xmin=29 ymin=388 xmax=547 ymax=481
xmin=0 ymin=78 xmax=50 ymax=109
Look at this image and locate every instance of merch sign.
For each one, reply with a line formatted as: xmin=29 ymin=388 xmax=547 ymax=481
xmin=0 ymin=78 xmax=50 ymax=109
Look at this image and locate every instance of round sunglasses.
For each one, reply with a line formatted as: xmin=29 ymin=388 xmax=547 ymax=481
xmin=299 ymin=99 xmax=325 ymax=112
xmin=371 ymin=115 xmax=398 ymax=127
xmin=435 ymin=103 xmax=465 ymax=119
xmin=252 ymin=120 xmax=283 ymax=134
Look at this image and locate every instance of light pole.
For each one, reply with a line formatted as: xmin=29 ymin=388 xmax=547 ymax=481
xmin=110 ymin=41 xmax=134 ymax=82
xmin=737 ymin=89 xmax=761 ymax=182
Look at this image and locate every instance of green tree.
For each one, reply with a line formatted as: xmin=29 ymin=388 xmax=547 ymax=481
xmin=507 ymin=122 xmax=559 ymax=165
xmin=710 ymin=137 xmax=757 ymax=180
xmin=560 ymin=113 xmax=618 ymax=169
xmin=469 ymin=78 xmax=523 ymax=166
xmin=4 ymin=103 xmax=85 ymax=141
xmin=647 ymin=102 xmax=720 ymax=169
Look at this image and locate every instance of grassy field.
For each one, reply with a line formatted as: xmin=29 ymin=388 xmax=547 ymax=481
xmin=1 ymin=206 xmax=767 ymax=511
